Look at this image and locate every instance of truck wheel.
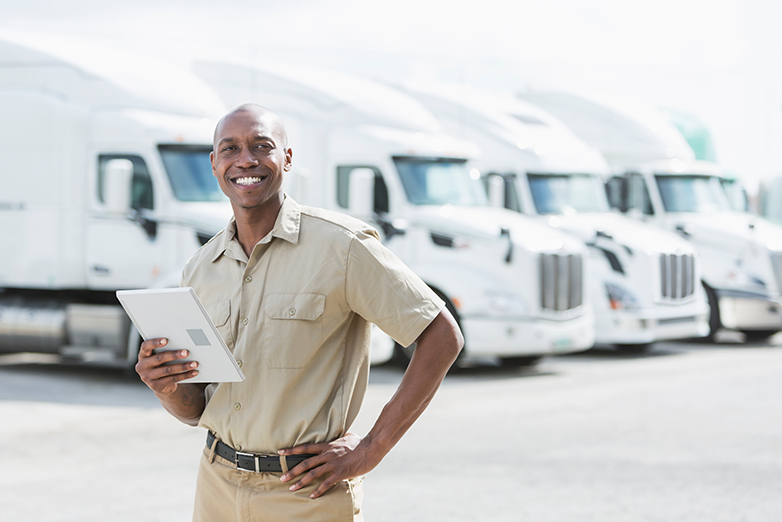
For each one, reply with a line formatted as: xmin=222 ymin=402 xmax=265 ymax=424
xmin=499 ymin=356 xmax=542 ymax=367
xmin=614 ymin=343 xmax=653 ymax=354
xmin=393 ymin=289 xmax=461 ymax=369
xmin=740 ymin=330 xmax=778 ymax=342
xmin=703 ymin=283 xmax=721 ymax=341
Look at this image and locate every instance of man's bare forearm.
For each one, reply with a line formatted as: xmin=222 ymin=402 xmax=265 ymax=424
xmin=277 ymin=310 xmax=463 ymax=498
xmin=157 ymin=383 xmax=208 ymax=426
xmin=136 ymin=339 xmax=208 ymax=426
xmin=364 ymin=311 xmax=463 ymax=458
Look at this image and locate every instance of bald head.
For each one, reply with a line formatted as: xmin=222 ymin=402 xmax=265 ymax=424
xmin=213 ymin=103 xmax=288 ymax=150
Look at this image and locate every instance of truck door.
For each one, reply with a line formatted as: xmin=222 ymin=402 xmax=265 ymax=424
xmin=85 ymin=154 xmax=163 ymax=289
xmin=625 ymin=173 xmax=655 ymax=221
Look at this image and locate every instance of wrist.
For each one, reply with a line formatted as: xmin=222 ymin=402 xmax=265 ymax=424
xmin=360 ymin=432 xmax=392 ymax=464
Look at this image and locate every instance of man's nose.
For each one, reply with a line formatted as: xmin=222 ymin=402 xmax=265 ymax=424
xmin=235 ymin=147 xmax=259 ymax=168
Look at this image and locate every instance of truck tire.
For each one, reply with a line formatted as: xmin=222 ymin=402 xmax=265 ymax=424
xmin=703 ymin=283 xmax=721 ymax=341
xmin=499 ymin=356 xmax=542 ymax=367
xmin=614 ymin=343 xmax=653 ymax=354
xmin=740 ymin=330 xmax=778 ymax=342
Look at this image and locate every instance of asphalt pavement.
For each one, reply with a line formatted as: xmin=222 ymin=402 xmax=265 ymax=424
xmin=1 ymin=336 xmax=781 ymax=521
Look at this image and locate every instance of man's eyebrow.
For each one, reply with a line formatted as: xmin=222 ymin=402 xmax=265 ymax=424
xmin=217 ymin=137 xmax=236 ymax=147
xmin=217 ymin=135 xmax=274 ymax=147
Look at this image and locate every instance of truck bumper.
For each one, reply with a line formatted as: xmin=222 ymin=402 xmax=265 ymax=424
xmin=595 ymin=301 xmax=710 ymax=344
xmin=460 ymin=312 xmax=595 ymax=357
xmin=716 ymin=289 xmax=782 ymax=330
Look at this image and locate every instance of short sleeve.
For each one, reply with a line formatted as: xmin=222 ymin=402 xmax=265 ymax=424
xmin=346 ymin=230 xmax=444 ymax=347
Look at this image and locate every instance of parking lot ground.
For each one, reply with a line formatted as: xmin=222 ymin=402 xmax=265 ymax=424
xmin=1 ymin=337 xmax=781 ymax=521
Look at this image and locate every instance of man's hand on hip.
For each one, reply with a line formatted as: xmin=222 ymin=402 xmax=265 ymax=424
xmin=278 ymin=310 xmax=463 ymax=499
xmin=278 ymin=433 xmax=379 ymax=499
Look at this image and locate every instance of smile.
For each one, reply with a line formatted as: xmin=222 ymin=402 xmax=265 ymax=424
xmin=234 ymin=176 xmax=266 ymax=186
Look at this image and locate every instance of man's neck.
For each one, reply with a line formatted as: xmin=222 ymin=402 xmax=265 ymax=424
xmin=232 ymin=194 xmax=284 ymax=258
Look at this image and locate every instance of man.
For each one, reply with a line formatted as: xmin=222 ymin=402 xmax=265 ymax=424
xmin=136 ymin=103 xmax=463 ymax=521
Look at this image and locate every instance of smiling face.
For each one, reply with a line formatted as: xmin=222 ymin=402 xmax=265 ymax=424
xmin=211 ymin=105 xmax=292 ymax=219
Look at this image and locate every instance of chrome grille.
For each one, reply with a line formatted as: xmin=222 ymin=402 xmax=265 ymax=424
xmin=659 ymin=253 xmax=696 ymax=300
xmin=540 ymin=253 xmax=583 ymax=312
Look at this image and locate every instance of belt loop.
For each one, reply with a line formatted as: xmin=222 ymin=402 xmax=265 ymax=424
xmin=280 ymin=455 xmax=289 ymax=474
xmin=208 ymin=432 xmax=219 ymax=464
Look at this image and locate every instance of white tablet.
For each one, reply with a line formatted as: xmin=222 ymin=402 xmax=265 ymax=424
xmin=116 ymin=287 xmax=245 ymax=383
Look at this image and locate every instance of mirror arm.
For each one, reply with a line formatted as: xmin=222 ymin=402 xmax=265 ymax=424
xmin=129 ymin=209 xmax=158 ymax=239
xmin=375 ymin=213 xmax=406 ymax=240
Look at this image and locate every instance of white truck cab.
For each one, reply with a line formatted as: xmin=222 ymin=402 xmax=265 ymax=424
xmin=521 ymin=90 xmax=782 ymax=340
xmin=194 ymin=61 xmax=595 ymax=364
xmin=0 ymin=34 xmax=233 ymax=364
xmin=400 ymin=82 xmax=709 ymax=351
xmin=607 ymin=159 xmax=782 ymax=339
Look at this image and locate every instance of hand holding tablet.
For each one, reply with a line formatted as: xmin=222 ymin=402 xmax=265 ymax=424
xmin=117 ymin=287 xmax=245 ymax=383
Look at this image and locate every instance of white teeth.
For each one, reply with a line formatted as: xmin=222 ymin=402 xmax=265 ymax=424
xmin=235 ymin=177 xmax=263 ymax=185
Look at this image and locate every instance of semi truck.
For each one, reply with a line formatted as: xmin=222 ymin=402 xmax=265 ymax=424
xmin=193 ymin=61 xmax=595 ymax=365
xmin=0 ymin=34 xmax=235 ymax=365
xmin=521 ymin=90 xmax=782 ymax=340
xmin=0 ymin=35 xmax=399 ymax=367
xmin=401 ymin=82 xmax=709 ymax=351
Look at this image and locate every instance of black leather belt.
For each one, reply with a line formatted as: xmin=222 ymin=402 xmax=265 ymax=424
xmin=207 ymin=432 xmax=317 ymax=473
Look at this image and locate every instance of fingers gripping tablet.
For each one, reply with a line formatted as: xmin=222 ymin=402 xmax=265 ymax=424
xmin=117 ymin=287 xmax=244 ymax=383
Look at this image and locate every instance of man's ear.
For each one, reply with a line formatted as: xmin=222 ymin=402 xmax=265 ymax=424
xmin=210 ymin=151 xmax=217 ymax=175
xmin=284 ymin=148 xmax=293 ymax=171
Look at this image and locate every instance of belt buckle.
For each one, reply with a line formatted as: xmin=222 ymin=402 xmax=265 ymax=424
xmin=235 ymin=451 xmax=259 ymax=473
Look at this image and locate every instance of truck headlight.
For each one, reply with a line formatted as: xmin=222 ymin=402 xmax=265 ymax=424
xmin=485 ymin=290 xmax=528 ymax=316
xmin=605 ymin=283 xmax=639 ymax=310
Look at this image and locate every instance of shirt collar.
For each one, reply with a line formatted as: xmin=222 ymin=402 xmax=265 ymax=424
xmin=211 ymin=195 xmax=301 ymax=263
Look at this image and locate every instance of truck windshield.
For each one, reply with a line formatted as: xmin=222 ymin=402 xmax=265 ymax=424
xmin=393 ymin=157 xmax=486 ymax=206
xmin=655 ymin=174 xmax=731 ymax=212
xmin=528 ymin=173 xmax=610 ymax=214
xmin=159 ymin=145 xmax=227 ymax=202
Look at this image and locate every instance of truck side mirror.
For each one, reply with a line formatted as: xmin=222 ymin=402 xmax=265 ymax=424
xmin=104 ymin=159 xmax=133 ymax=216
xmin=487 ymin=174 xmax=506 ymax=208
xmin=348 ymin=168 xmax=375 ymax=219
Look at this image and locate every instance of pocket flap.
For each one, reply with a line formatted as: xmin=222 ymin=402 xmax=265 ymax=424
xmin=203 ymin=300 xmax=230 ymax=327
xmin=264 ymin=293 xmax=325 ymax=321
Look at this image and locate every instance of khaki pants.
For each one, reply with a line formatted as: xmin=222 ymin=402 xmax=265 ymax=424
xmin=193 ymin=446 xmax=364 ymax=522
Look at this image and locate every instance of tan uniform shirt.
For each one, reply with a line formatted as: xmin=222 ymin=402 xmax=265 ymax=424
xmin=182 ymin=196 xmax=444 ymax=453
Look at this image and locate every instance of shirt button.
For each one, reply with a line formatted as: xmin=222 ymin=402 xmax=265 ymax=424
xmin=234 ymin=403 xmax=241 ymax=411
xmin=236 ymin=444 xmax=242 ymax=451
xmin=289 ymin=308 xmax=296 ymax=316
xmin=236 ymin=360 xmax=243 ymax=368
xmin=242 ymin=318 xmax=249 ymax=325
xmin=244 ymin=276 xmax=252 ymax=283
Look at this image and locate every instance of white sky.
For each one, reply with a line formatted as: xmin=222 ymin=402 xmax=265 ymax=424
xmin=3 ymin=0 xmax=782 ymax=189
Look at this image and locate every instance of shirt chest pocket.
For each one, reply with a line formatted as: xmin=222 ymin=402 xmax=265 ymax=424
xmin=203 ymin=299 xmax=234 ymax=350
xmin=263 ymin=293 xmax=326 ymax=368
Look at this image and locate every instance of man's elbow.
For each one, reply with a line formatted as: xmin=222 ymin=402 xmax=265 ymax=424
xmin=177 ymin=414 xmax=202 ymax=427
xmin=446 ymin=311 xmax=465 ymax=359
xmin=433 ymin=308 xmax=464 ymax=361
xmin=160 ymin=402 xmax=203 ymax=427
xmin=454 ymin=324 xmax=465 ymax=355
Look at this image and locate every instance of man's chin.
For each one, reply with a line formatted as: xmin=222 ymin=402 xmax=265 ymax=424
xmin=233 ymin=193 xmax=284 ymax=212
